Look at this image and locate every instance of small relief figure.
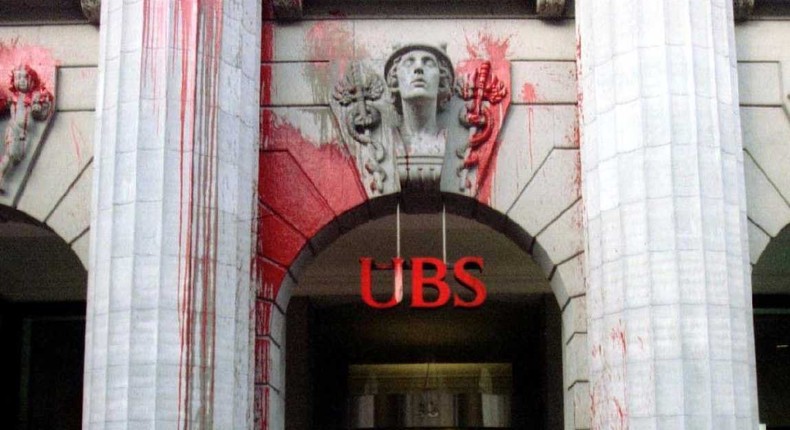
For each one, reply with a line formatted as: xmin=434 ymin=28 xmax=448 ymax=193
xmin=0 ymin=65 xmax=54 ymax=194
xmin=385 ymin=44 xmax=454 ymax=190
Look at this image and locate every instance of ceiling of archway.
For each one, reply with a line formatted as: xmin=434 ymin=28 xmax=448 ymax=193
xmin=0 ymin=221 xmax=86 ymax=302
xmin=753 ymin=225 xmax=790 ymax=295
xmin=296 ymin=212 xmax=551 ymax=301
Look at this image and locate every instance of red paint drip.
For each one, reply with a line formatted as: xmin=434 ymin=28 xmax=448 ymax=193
xmin=259 ymin=111 xmax=366 ymax=228
xmin=141 ymin=1 xmax=224 ymax=428
xmin=520 ymin=83 xmax=538 ymax=170
xmin=464 ymin=32 xmax=511 ymax=61
xmin=260 ymin=64 xmax=272 ymax=106
xmin=261 ymin=23 xmax=274 ymax=62
xmin=520 ymin=82 xmax=538 ymax=103
xmin=69 ymin=120 xmax=84 ymax=165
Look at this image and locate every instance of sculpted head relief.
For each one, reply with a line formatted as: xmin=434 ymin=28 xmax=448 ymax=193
xmin=385 ymin=45 xmax=454 ymax=145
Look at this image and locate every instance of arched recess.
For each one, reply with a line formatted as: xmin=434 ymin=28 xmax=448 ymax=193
xmin=750 ymin=224 xmax=790 ymax=428
xmin=254 ymin=191 xmax=588 ymax=429
xmin=0 ymin=204 xmax=87 ymax=429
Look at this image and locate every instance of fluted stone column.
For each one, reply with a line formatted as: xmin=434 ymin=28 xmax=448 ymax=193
xmin=84 ymin=0 xmax=261 ymax=428
xmin=577 ymin=1 xmax=759 ymax=428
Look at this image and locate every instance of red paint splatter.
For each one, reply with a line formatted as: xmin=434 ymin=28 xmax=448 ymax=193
xmin=260 ymin=64 xmax=272 ymax=106
xmin=0 ymin=43 xmax=58 ymax=103
xmin=260 ymin=110 xmax=366 ymax=214
xmin=303 ymin=21 xmax=360 ymax=106
xmin=464 ymin=32 xmax=511 ymax=61
xmin=609 ymin=324 xmax=627 ymax=354
xmin=613 ymin=398 xmax=628 ymax=428
xmin=520 ymin=82 xmax=538 ymax=103
xmin=305 ymin=21 xmax=355 ymax=62
xmin=457 ymin=34 xmax=512 ymax=204
xmin=520 ymin=83 xmax=538 ymax=168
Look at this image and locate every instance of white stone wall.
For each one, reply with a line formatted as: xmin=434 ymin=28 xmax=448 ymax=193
xmin=735 ymin=21 xmax=790 ymax=266
xmin=0 ymin=24 xmax=99 ymax=268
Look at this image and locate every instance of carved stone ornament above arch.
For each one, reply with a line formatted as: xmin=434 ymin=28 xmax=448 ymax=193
xmin=0 ymin=47 xmax=57 ymax=205
xmin=328 ymin=42 xmax=511 ymax=201
xmin=81 ymin=0 xmax=101 ymax=25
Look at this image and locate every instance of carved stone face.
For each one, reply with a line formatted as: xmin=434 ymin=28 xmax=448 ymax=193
xmin=395 ymin=49 xmax=441 ymax=104
xmin=13 ymin=69 xmax=31 ymax=92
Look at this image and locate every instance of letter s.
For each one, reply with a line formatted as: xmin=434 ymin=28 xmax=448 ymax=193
xmin=453 ymin=256 xmax=486 ymax=308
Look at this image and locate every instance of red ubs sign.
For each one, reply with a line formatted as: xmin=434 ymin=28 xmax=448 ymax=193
xmin=359 ymin=257 xmax=486 ymax=309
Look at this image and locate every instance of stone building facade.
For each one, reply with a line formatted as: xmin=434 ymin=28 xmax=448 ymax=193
xmin=0 ymin=0 xmax=788 ymax=429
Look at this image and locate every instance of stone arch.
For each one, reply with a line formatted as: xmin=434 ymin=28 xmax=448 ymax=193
xmin=254 ymin=189 xmax=587 ymax=429
xmin=0 ymin=203 xmax=86 ymax=428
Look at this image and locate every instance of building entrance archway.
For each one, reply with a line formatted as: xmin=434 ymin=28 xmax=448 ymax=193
xmin=254 ymin=194 xmax=586 ymax=429
xmin=0 ymin=204 xmax=87 ymax=430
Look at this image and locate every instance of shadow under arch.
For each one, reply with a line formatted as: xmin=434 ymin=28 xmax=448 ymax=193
xmin=753 ymin=223 xmax=790 ymax=297
xmin=275 ymin=191 xmax=568 ymax=310
xmin=0 ymin=203 xmax=86 ymax=302
xmin=0 ymin=204 xmax=87 ymax=429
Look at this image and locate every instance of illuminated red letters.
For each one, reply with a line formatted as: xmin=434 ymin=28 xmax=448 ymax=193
xmin=359 ymin=257 xmax=404 ymax=309
xmin=359 ymin=257 xmax=486 ymax=308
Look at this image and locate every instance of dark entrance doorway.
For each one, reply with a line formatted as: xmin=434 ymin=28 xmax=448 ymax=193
xmin=283 ymin=213 xmax=563 ymax=429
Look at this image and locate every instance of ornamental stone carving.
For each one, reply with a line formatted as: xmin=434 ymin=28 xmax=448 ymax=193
xmin=329 ymin=43 xmax=511 ymax=200
xmin=734 ymin=0 xmax=755 ymax=20
xmin=536 ymin=0 xmax=566 ymax=18
xmin=0 ymin=63 xmax=55 ymax=197
xmin=81 ymin=0 xmax=101 ymax=25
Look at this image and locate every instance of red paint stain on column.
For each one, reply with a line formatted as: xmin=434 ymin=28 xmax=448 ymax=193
xmin=141 ymin=1 xmax=224 ymax=428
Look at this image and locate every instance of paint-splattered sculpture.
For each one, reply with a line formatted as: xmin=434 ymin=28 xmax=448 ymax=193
xmin=384 ymin=44 xmax=455 ymax=191
xmin=330 ymin=42 xmax=510 ymax=199
xmin=0 ymin=65 xmax=53 ymax=194
xmin=456 ymin=61 xmax=508 ymax=192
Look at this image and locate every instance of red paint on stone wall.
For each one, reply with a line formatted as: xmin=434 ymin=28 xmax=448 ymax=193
xmin=457 ymin=34 xmax=512 ymax=205
xmin=260 ymin=65 xmax=273 ymax=105
xmin=262 ymin=23 xmax=274 ymax=62
xmin=0 ymin=42 xmax=58 ymax=102
xmin=520 ymin=82 xmax=538 ymax=103
xmin=306 ymin=21 xmax=355 ymax=62
xmin=520 ymin=83 xmax=538 ymax=169
xmin=255 ymin=257 xmax=287 ymax=300
xmin=258 ymin=203 xmax=308 ymax=268
xmin=260 ymin=110 xmax=367 ymax=216
xmin=259 ymin=151 xmax=337 ymax=238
